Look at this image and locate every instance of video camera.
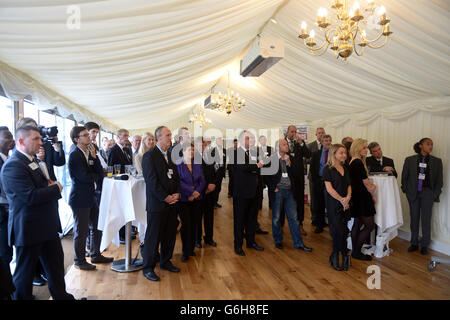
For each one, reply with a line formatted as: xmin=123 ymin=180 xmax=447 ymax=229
xmin=38 ymin=125 xmax=59 ymax=144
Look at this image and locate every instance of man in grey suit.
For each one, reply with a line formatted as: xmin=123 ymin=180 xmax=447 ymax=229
xmin=307 ymin=127 xmax=325 ymax=227
xmin=401 ymin=138 xmax=443 ymax=255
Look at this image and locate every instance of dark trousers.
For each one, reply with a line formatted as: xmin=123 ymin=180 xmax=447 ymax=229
xmin=198 ymin=192 xmax=215 ymax=242
xmin=142 ymin=205 xmax=177 ymax=273
xmin=312 ymin=179 xmax=326 ymax=227
xmin=327 ymin=209 xmax=348 ymax=255
xmin=233 ymin=196 xmax=257 ymax=249
xmin=87 ymin=190 xmax=102 ymax=251
xmin=408 ymin=189 xmax=434 ymax=248
xmin=227 ymin=166 xmax=234 ymax=196
xmin=294 ymin=178 xmax=305 ymax=224
xmin=308 ymin=178 xmax=316 ymax=223
xmin=0 ymin=205 xmax=12 ymax=272
xmin=13 ymin=237 xmax=74 ymax=300
xmin=214 ymin=176 xmax=224 ymax=204
xmin=179 ymin=201 xmax=201 ymax=256
xmin=71 ymin=203 xmax=102 ymax=265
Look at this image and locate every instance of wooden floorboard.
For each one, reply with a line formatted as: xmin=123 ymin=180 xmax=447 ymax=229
xmin=65 ymin=184 xmax=450 ymax=300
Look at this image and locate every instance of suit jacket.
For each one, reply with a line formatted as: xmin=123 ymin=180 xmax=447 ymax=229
xmin=401 ymin=154 xmax=443 ymax=202
xmin=211 ymin=147 xmax=227 ymax=181
xmin=200 ymin=150 xmax=216 ymax=187
xmin=107 ymin=143 xmax=132 ymax=173
xmin=306 ymin=140 xmax=320 ymax=177
xmin=1 ymin=150 xmax=62 ymax=246
xmin=232 ymin=147 xmax=260 ymax=199
xmin=43 ymin=140 xmax=65 ymax=181
xmin=309 ymin=148 xmax=326 ymax=184
xmin=0 ymin=156 xmax=8 ymax=206
xmin=366 ymin=156 xmax=397 ymax=178
xmin=286 ymin=139 xmax=311 ymax=182
xmin=266 ymin=155 xmax=299 ymax=194
xmin=177 ymin=162 xmax=206 ymax=202
xmin=142 ymin=146 xmax=180 ymax=212
xmin=68 ymin=147 xmax=104 ymax=208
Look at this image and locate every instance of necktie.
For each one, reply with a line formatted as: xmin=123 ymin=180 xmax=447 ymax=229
xmin=418 ymin=157 xmax=425 ymax=191
xmin=324 ymin=149 xmax=329 ymax=162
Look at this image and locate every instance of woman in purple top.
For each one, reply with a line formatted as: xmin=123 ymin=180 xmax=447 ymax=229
xmin=176 ymin=143 xmax=206 ymax=262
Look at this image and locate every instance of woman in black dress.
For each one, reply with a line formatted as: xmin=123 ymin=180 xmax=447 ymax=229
xmin=348 ymin=139 xmax=376 ymax=261
xmin=323 ymin=144 xmax=352 ymax=271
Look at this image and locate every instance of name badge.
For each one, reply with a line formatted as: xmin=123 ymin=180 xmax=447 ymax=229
xmin=418 ymin=173 xmax=426 ymax=180
xmin=168 ymin=169 xmax=173 ymax=175
xmin=290 ymin=153 xmax=295 ymax=157
xmin=250 ymin=156 xmax=257 ymax=161
xmin=89 ymin=160 xmax=94 ymax=165
xmin=29 ymin=162 xmax=39 ymax=170
xmin=167 ymin=168 xmax=173 ymax=179
xmin=419 ymin=163 xmax=427 ymax=168
xmin=282 ymin=172 xmax=288 ymax=178
xmin=264 ymin=152 xmax=269 ymax=156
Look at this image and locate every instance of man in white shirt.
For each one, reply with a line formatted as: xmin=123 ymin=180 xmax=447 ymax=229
xmin=131 ymin=134 xmax=142 ymax=166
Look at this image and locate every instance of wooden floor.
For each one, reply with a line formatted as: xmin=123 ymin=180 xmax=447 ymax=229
xmin=65 ymin=184 xmax=450 ymax=300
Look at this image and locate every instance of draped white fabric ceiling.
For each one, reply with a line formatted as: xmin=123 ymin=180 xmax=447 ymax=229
xmin=0 ymin=0 xmax=449 ymax=131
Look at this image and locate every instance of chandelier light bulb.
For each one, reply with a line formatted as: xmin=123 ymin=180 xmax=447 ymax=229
xmin=318 ymin=8 xmax=327 ymax=17
xmin=301 ymin=21 xmax=307 ymax=29
xmin=378 ymin=5 xmax=386 ymax=15
xmin=310 ymin=30 xmax=315 ymax=38
xmin=362 ymin=30 xmax=367 ymax=38
xmin=353 ymin=2 xmax=360 ymax=11
xmin=368 ymin=0 xmax=374 ymax=5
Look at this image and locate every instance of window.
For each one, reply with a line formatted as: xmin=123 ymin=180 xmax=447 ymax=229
xmin=23 ymin=100 xmax=39 ymax=121
xmin=38 ymin=110 xmax=56 ymax=128
xmin=0 ymin=95 xmax=14 ymax=132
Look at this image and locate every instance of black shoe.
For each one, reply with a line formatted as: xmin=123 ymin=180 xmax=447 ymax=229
xmin=235 ymin=248 xmax=245 ymax=256
xmin=296 ymin=245 xmax=312 ymax=252
xmin=420 ymin=247 xmax=429 ymax=255
xmin=255 ymin=228 xmax=269 ymax=235
xmin=351 ymin=253 xmax=372 ymax=261
xmin=39 ymin=273 xmax=48 ymax=283
xmin=91 ymin=255 xmax=114 ymax=264
xmin=181 ymin=255 xmax=189 ymax=262
xmin=205 ymin=240 xmax=217 ymax=247
xmin=119 ymin=237 xmax=126 ymax=245
xmin=189 ymin=252 xmax=196 ymax=257
xmin=160 ymin=263 xmax=180 ymax=273
xmin=214 ymin=203 xmax=222 ymax=208
xmin=408 ymin=245 xmax=419 ymax=252
xmin=131 ymin=226 xmax=138 ymax=236
xmin=329 ymin=252 xmax=341 ymax=271
xmin=342 ymin=252 xmax=349 ymax=271
xmin=311 ymin=221 xmax=318 ymax=227
xmin=314 ymin=226 xmax=324 ymax=233
xmin=143 ymin=270 xmax=160 ymax=281
xmin=32 ymin=275 xmax=46 ymax=287
xmin=74 ymin=261 xmax=96 ymax=271
xmin=195 ymin=241 xmax=202 ymax=248
xmin=247 ymin=243 xmax=264 ymax=251
xmin=275 ymin=243 xmax=283 ymax=249
xmin=228 ymin=194 xmax=232 ymax=198
xmin=78 ymin=297 xmax=88 ymax=300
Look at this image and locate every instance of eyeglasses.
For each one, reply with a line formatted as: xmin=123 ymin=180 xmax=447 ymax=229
xmin=78 ymin=133 xmax=89 ymax=138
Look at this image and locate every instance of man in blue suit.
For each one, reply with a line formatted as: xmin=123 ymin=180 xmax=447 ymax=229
xmin=68 ymin=126 xmax=113 ymax=270
xmin=1 ymin=126 xmax=74 ymax=300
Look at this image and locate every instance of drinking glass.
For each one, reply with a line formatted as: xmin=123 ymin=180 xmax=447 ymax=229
xmin=114 ymin=164 xmax=121 ymax=175
xmin=107 ymin=166 xmax=113 ymax=177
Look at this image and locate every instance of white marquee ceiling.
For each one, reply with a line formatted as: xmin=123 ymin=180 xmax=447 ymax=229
xmin=0 ymin=0 xmax=449 ymax=131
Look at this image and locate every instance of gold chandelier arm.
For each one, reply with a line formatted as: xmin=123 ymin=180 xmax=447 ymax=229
xmin=367 ymin=35 xmax=389 ymax=49
xmin=303 ymin=36 xmax=330 ymax=55
xmin=365 ymin=31 xmax=383 ymax=44
xmin=352 ymin=27 xmax=365 ymax=56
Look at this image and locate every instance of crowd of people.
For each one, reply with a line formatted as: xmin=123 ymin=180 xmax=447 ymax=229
xmin=0 ymin=120 xmax=444 ymax=299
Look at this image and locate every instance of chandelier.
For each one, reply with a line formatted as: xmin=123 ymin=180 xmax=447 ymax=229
xmin=298 ymin=0 xmax=393 ymax=61
xmin=189 ymin=105 xmax=212 ymax=126
xmin=211 ymin=70 xmax=245 ymax=115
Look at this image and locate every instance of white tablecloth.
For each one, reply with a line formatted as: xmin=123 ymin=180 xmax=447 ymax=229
xmin=368 ymin=175 xmax=403 ymax=257
xmin=98 ymin=176 xmax=147 ymax=252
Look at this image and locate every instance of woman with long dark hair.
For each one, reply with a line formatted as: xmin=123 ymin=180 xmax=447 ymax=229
xmin=323 ymin=144 xmax=352 ymax=271
xmin=401 ymin=138 xmax=443 ymax=255
xmin=348 ymin=139 xmax=376 ymax=261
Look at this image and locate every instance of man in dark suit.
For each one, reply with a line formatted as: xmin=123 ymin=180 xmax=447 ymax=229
xmin=401 ymin=138 xmax=443 ymax=255
xmin=307 ymin=127 xmax=325 ymax=227
xmin=232 ymin=130 xmax=265 ymax=256
xmin=0 ymin=127 xmax=15 ymax=283
xmin=309 ymin=135 xmax=332 ymax=233
xmin=367 ymin=142 xmax=397 ymax=177
xmin=285 ymin=125 xmax=311 ymax=236
xmin=226 ymin=139 xmax=238 ymax=198
xmin=257 ymin=135 xmax=274 ymax=212
xmin=107 ymin=128 xmax=133 ymax=243
xmin=212 ymin=137 xmax=226 ymax=208
xmin=68 ymin=126 xmax=113 ymax=270
xmin=1 ymin=126 xmax=75 ymax=300
xmin=141 ymin=126 xmax=181 ymax=281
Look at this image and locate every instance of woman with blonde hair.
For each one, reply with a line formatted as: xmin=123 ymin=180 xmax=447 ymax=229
xmin=134 ymin=132 xmax=155 ymax=175
xmin=348 ymin=138 xmax=376 ymax=261
xmin=323 ymin=144 xmax=352 ymax=271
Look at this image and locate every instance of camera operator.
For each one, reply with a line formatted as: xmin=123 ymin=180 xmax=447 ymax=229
xmin=16 ymin=117 xmax=65 ymax=287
